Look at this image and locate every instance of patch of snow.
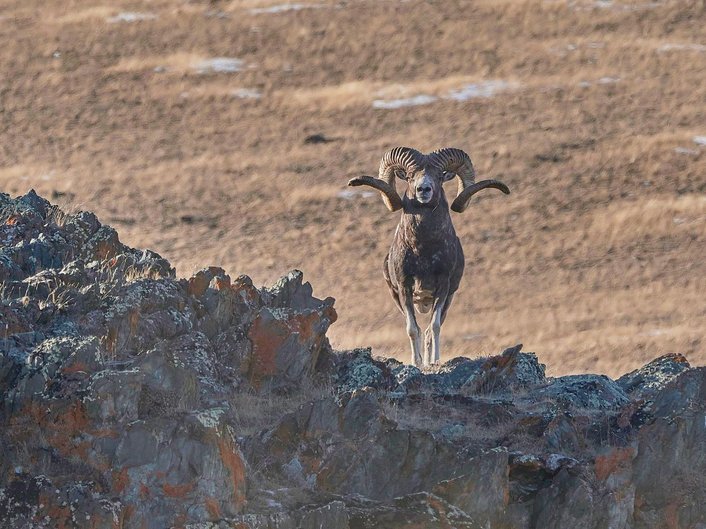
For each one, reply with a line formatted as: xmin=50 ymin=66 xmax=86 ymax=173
xmin=106 ymin=12 xmax=157 ymax=23
xmin=372 ymin=94 xmax=438 ymax=109
xmin=205 ymin=10 xmax=230 ymax=19
xmin=617 ymin=1 xmax=663 ymax=10
xmin=249 ymin=4 xmax=324 ymax=14
xmin=231 ymin=88 xmax=262 ymax=99
xmin=693 ymin=136 xmax=706 ymax=146
xmin=570 ymin=0 xmax=662 ymax=10
xmin=338 ymin=189 xmax=375 ymax=200
xmin=639 ymin=328 xmax=667 ymax=337
xmin=578 ymin=77 xmax=620 ymax=87
xmin=372 ymin=79 xmax=517 ymax=110
xmin=192 ymin=58 xmax=245 ymax=74
xmin=674 ymin=147 xmax=699 ymax=155
xmin=445 ymin=80 xmax=514 ymax=101
xmin=657 ymin=43 xmax=706 ymax=52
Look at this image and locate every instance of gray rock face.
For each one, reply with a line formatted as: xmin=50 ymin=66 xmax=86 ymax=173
xmin=1 ymin=192 xmax=703 ymax=529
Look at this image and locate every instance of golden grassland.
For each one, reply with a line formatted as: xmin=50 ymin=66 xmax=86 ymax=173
xmin=1 ymin=0 xmax=704 ymax=376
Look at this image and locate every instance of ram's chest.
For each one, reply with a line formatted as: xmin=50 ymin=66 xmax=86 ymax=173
xmin=388 ymin=240 xmax=456 ymax=282
xmin=402 ymin=248 xmax=449 ymax=277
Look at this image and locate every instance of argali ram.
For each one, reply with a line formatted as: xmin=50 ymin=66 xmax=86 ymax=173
xmin=348 ymin=147 xmax=510 ymax=367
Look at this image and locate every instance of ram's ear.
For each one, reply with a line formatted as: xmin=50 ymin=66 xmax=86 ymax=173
xmin=394 ymin=168 xmax=407 ymax=180
xmin=441 ymin=170 xmax=455 ymax=182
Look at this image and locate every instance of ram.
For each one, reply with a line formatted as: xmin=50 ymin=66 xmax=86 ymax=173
xmin=349 ymin=147 xmax=510 ymax=367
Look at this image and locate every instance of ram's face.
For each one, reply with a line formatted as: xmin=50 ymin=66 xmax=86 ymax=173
xmin=401 ymin=167 xmax=449 ymax=206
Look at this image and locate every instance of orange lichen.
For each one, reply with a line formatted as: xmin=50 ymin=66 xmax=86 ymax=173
xmin=594 ymin=447 xmax=635 ymax=481
xmin=161 ymin=481 xmax=195 ymax=498
xmin=246 ymin=314 xmax=289 ymax=387
xmin=46 ymin=503 xmax=72 ymax=529
xmin=139 ymin=482 xmax=151 ymax=500
xmin=112 ymin=467 xmax=130 ymax=493
xmin=424 ymin=495 xmax=455 ymax=529
xmin=92 ymin=428 xmax=120 ymax=439
xmin=205 ymin=497 xmax=222 ymax=519
xmin=664 ymin=501 xmax=682 ymax=529
xmin=214 ymin=276 xmax=231 ymax=290
xmin=217 ymin=437 xmax=247 ymax=510
xmin=128 ymin=308 xmax=140 ymax=336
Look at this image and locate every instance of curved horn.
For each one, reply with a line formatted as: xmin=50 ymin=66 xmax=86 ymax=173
xmin=348 ymin=175 xmax=403 ymax=211
xmin=347 ymin=147 xmax=424 ymax=212
xmin=429 ymin=148 xmax=510 ymax=213
xmin=450 ymin=180 xmax=510 ymax=212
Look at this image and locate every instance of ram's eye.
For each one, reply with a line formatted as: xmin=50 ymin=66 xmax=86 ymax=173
xmin=394 ymin=169 xmax=407 ymax=179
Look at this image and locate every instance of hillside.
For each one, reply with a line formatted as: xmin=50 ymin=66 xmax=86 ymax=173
xmin=1 ymin=0 xmax=705 ymax=375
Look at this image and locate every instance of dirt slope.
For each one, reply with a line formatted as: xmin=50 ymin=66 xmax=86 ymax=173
xmin=1 ymin=0 xmax=704 ymax=375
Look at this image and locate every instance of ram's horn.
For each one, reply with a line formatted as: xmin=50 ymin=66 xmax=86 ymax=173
xmin=347 ymin=147 xmax=425 ymax=212
xmin=429 ymin=148 xmax=509 ymax=212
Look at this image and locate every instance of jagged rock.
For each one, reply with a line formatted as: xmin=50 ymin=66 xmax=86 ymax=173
xmin=1 ymin=192 xmax=704 ymax=529
xmin=334 ymin=348 xmax=391 ymax=394
xmin=348 ymin=492 xmax=483 ymax=529
xmin=617 ymin=353 xmax=691 ymax=401
xmin=245 ymin=300 xmax=336 ymax=392
xmin=0 ymin=193 xmax=336 ymax=528
xmin=537 ymin=374 xmax=629 ymax=410
xmin=432 ymin=448 xmax=510 ymax=525
xmin=461 ymin=344 xmax=546 ymax=395
xmin=632 ymin=368 xmax=706 ymax=529
xmin=248 ymin=389 xmax=485 ymax=501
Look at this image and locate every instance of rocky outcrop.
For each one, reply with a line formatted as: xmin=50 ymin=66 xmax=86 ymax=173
xmin=1 ymin=191 xmax=704 ymax=529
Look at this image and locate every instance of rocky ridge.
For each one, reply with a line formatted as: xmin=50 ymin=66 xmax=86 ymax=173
xmin=0 ymin=191 xmax=703 ymax=529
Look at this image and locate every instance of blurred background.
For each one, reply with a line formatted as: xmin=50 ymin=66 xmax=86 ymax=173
xmin=1 ymin=0 xmax=704 ymax=376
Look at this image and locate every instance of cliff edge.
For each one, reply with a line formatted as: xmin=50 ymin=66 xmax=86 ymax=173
xmin=1 ymin=191 xmax=703 ymax=529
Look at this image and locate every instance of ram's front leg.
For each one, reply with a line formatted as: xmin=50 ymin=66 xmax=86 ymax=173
xmin=424 ymin=288 xmax=449 ymax=366
xmin=400 ymin=290 xmax=423 ymax=367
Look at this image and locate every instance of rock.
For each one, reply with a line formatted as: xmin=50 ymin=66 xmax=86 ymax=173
xmin=429 ymin=356 xmax=485 ymax=394
xmin=461 ymin=344 xmax=546 ymax=395
xmin=296 ymin=500 xmax=349 ymax=529
xmin=537 ymin=374 xmax=629 ymax=410
xmin=249 ymin=389 xmax=484 ymax=502
xmin=348 ymin=492 xmax=482 ymax=529
xmin=631 ymin=368 xmax=706 ymax=529
xmin=1 ymin=192 xmax=704 ymax=529
xmin=432 ymin=448 xmax=510 ymax=525
xmin=334 ymin=348 xmax=389 ymax=394
xmin=246 ymin=301 xmax=336 ymax=392
xmin=617 ymin=353 xmax=691 ymax=402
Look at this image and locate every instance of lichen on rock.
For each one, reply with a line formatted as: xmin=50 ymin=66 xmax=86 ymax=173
xmin=1 ymin=192 xmax=704 ymax=529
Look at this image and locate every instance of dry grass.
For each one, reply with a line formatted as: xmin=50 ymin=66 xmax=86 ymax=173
xmin=1 ymin=0 xmax=704 ymax=377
